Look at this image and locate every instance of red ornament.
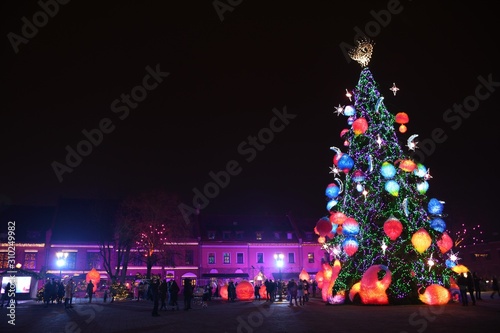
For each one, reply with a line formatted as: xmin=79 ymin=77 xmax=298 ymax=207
xmin=236 ymin=281 xmax=254 ymax=300
xmin=340 ymin=129 xmax=349 ymax=137
xmin=383 ymin=217 xmax=403 ymax=241
xmin=330 ymin=212 xmax=348 ymax=225
xmin=395 ymin=112 xmax=409 ymax=133
xmin=437 ymin=232 xmax=453 ymax=254
xmin=315 ymin=217 xmax=332 ymax=237
xmin=352 ymin=117 xmax=368 ymax=135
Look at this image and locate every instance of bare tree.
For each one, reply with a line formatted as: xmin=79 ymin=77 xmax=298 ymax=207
xmin=117 ymin=190 xmax=191 ymax=279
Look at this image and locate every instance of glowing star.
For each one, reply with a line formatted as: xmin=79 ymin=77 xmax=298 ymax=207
xmin=362 ymin=189 xmax=369 ymax=199
xmin=406 ymin=134 xmax=419 ymax=151
xmin=427 ymin=253 xmax=435 ymax=271
xmin=334 ymin=104 xmax=344 ymax=116
xmin=376 ymin=135 xmax=383 ymax=148
xmin=348 ymin=38 xmax=374 ymax=67
xmin=329 ymin=165 xmax=341 ymax=176
xmin=381 ymin=241 xmax=387 ymax=255
xmin=390 ymin=83 xmax=400 ymax=96
xmin=424 ymin=168 xmax=433 ymax=180
xmin=345 ymin=89 xmax=352 ymax=101
xmin=448 ymin=250 xmax=461 ymax=264
xmin=332 ymin=245 xmax=342 ymax=257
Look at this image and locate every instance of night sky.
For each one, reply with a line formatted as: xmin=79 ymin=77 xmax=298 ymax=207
xmin=2 ymin=1 xmax=499 ymax=238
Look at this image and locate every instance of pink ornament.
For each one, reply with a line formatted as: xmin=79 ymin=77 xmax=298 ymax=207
xmin=352 ymin=117 xmax=368 ymax=135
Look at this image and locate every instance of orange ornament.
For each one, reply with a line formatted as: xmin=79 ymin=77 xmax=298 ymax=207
xmin=411 ymin=228 xmax=432 ymax=253
xmin=395 ymin=112 xmax=409 ymax=133
xmin=236 ymin=281 xmax=254 ymax=300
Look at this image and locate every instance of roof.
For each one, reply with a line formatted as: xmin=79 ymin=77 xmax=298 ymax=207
xmin=198 ymin=213 xmax=317 ymax=243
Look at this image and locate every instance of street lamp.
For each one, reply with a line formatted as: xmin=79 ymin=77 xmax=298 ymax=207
xmin=274 ymin=253 xmax=284 ymax=301
xmin=56 ymin=252 xmax=68 ymax=279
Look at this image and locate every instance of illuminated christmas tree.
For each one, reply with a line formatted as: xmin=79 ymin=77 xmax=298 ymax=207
xmin=315 ymin=39 xmax=459 ymax=305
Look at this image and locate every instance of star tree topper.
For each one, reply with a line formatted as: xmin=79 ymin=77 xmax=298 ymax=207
xmin=348 ymin=38 xmax=375 ymax=67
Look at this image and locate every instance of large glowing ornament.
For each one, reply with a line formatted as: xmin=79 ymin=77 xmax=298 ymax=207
xmin=384 ymin=180 xmax=400 ymax=196
xmin=348 ymin=38 xmax=374 ymax=67
xmin=397 ymin=159 xmax=417 ymax=172
xmin=428 ymin=198 xmax=445 ymax=215
xmin=411 ymin=228 xmax=432 ymax=253
xmin=330 ymin=211 xmax=347 ymax=225
xmin=383 ymin=217 xmax=403 ymax=241
xmin=342 ymin=218 xmax=359 ymax=236
xmin=337 ymin=154 xmax=354 ymax=173
xmin=321 ymin=263 xmax=333 ymax=302
xmin=358 ymin=265 xmax=392 ymax=305
xmin=326 ymin=199 xmax=338 ymax=211
xmin=417 ymin=181 xmax=429 ymax=194
xmin=236 ymin=281 xmax=254 ymax=300
xmin=395 ymin=112 xmax=409 ymax=133
xmin=430 ymin=218 xmax=446 ymax=232
xmin=343 ymin=105 xmax=356 ymax=116
xmin=451 ymin=264 xmax=469 ymax=274
xmin=325 ymin=183 xmax=340 ymax=199
xmin=219 ymin=284 xmax=228 ymax=300
xmin=315 ymin=270 xmax=324 ymax=289
xmin=352 ymin=117 xmax=368 ymax=135
xmin=315 ymin=217 xmax=332 ymax=237
xmin=413 ymin=163 xmax=427 ymax=177
xmin=259 ymin=285 xmax=267 ymax=299
xmin=437 ymin=232 xmax=453 ymax=254
xmin=299 ymin=269 xmax=310 ymax=282
xmin=418 ymin=284 xmax=451 ymax=305
xmin=380 ymin=161 xmax=396 ymax=179
xmin=342 ymin=237 xmax=359 ymax=256
xmin=86 ymin=268 xmax=100 ymax=293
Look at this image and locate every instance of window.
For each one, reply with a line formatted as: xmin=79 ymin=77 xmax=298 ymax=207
xmin=287 ymin=232 xmax=293 ymax=240
xmin=305 ymin=232 xmax=313 ymax=241
xmin=236 ymin=232 xmax=243 ymax=240
xmin=288 ymin=253 xmax=295 ymax=264
xmin=274 ymin=232 xmax=280 ymax=240
xmin=256 ymin=232 xmax=263 ymax=241
xmin=237 ymin=253 xmax=244 ymax=264
xmin=0 ymin=252 xmax=8 ymax=269
xmin=257 ymin=253 xmax=264 ymax=264
xmin=207 ymin=231 xmax=215 ymax=240
xmin=65 ymin=252 xmax=77 ymax=270
xmin=87 ymin=252 xmax=101 ymax=269
xmin=223 ymin=252 xmax=230 ymax=264
xmin=308 ymin=252 xmax=314 ymax=263
xmin=165 ymin=252 xmax=175 ymax=267
xmin=208 ymin=253 xmax=215 ymax=264
xmin=223 ymin=231 xmax=231 ymax=240
xmin=23 ymin=252 xmax=37 ymax=269
xmin=185 ymin=250 xmax=194 ymax=265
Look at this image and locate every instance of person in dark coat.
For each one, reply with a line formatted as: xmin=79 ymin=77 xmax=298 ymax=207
xmin=151 ymin=279 xmax=160 ymax=317
xmin=457 ymin=273 xmax=468 ymax=306
xmin=466 ymin=272 xmax=476 ymax=305
xmin=491 ymin=275 xmax=500 ymax=298
xmin=86 ymin=280 xmax=94 ymax=303
xmin=472 ymin=272 xmax=482 ymax=300
xmin=228 ymin=281 xmax=236 ymax=302
xmin=183 ymin=279 xmax=193 ymax=310
xmin=168 ymin=280 xmax=180 ymax=310
xmin=159 ymin=279 xmax=168 ymax=310
xmin=43 ymin=279 xmax=53 ymax=307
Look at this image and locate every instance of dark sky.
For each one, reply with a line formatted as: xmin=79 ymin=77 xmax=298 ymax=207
xmin=2 ymin=1 xmax=499 ymax=238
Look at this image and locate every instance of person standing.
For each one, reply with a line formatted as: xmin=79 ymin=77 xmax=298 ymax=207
xmin=491 ymin=275 xmax=500 ymax=298
xmin=169 ymin=279 xmax=180 ymax=310
xmin=297 ymin=280 xmax=304 ymax=305
xmin=183 ymin=279 xmax=193 ymax=310
xmin=151 ymin=279 xmax=160 ymax=317
xmin=254 ymin=283 xmax=261 ymax=301
xmin=472 ymin=272 xmax=482 ymax=300
xmin=43 ymin=279 xmax=52 ymax=307
xmin=87 ymin=280 xmax=95 ymax=303
xmin=159 ymin=279 xmax=168 ymax=311
xmin=457 ymin=273 xmax=468 ymax=306
xmin=228 ymin=281 xmax=236 ymax=302
xmin=311 ymin=280 xmax=317 ymax=298
xmin=64 ymin=279 xmax=74 ymax=309
xmin=1 ymin=281 xmax=11 ymax=307
xmin=287 ymin=279 xmax=298 ymax=306
xmin=466 ymin=272 xmax=476 ymax=305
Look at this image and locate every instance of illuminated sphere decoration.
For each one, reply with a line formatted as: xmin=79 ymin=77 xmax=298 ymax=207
xmin=326 ymin=199 xmax=338 ymax=211
xmin=437 ymin=232 xmax=453 ymax=254
xmin=352 ymin=117 xmax=368 ymax=135
xmin=383 ymin=217 xmax=403 ymax=241
xmin=398 ymin=159 xmax=417 ymax=172
xmin=359 ymin=265 xmax=392 ymax=305
xmin=86 ymin=268 xmax=100 ymax=293
xmin=342 ymin=218 xmax=359 ymax=236
xmin=259 ymin=285 xmax=267 ymax=299
xmin=315 ymin=270 xmax=324 ymax=289
xmin=417 ymin=181 xmax=429 ymax=194
xmin=384 ymin=180 xmax=400 ymax=196
xmin=330 ymin=211 xmax=348 ymax=225
xmin=316 ymin=217 xmax=333 ymax=237
xmin=299 ymin=269 xmax=310 ymax=282
xmin=445 ymin=259 xmax=457 ymax=268
xmin=337 ymin=154 xmax=354 ymax=173
xmin=428 ymin=198 xmax=444 ymax=215
xmin=430 ymin=218 xmax=446 ymax=233
xmin=347 ymin=116 xmax=355 ymax=125
xmin=343 ymin=105 xmax=356 ymax=116
xmin=395 ymin=112 xmax=409 ymax=133
xmin=351 ymin=170 xmax=366 ymax=183
xmin=413 ymin=163 xmax=427 ymax=178
xmin=220 ymin=284 xmax=228 ymax=300
xmin=342 ymin=237 xmax=359 ymax=256
xmin=411 ymin=228 xmax=432 ymax=253
xmin=325 ymin=183 xmax=340 ymax=199
xmin=236 ymin=281 xmax=254 ymax=300
xmin=380 ymin=161 xmax=396 ymax=179
xmin=419 ymin=284 xmax=450 ymax=305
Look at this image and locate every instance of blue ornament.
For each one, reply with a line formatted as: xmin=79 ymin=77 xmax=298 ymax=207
xmin=430 ymin=218 xmax=446 ymax=232
xmin=325 ymin=183 xmax=340 ymax=199
xmin=326 ymin=199 xmax=338 ymax=211
xmin=337 ymin=154 xmax=354 ymax=172
xmin=380 ymin=161 xmax=396 ymax=179
xmin=385 ymin=180 xmax=399 ymax=196
xmin=445 ymin=259 xmax=456 ymax=268
xmin=413 ymin=163 xmax=427 ymax=178
xmin=344 ymin=105 xmax=356 ymax=116
xmin=428 ymin=198 xmax=444 ymax=215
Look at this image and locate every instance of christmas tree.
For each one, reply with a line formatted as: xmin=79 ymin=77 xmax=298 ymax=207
xmin=315 ymin=39 xmax=460 ymax=305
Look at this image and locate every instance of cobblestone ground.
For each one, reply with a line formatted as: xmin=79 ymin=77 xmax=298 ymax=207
xmin=1 ymin=293 xmax=500 ymax=333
